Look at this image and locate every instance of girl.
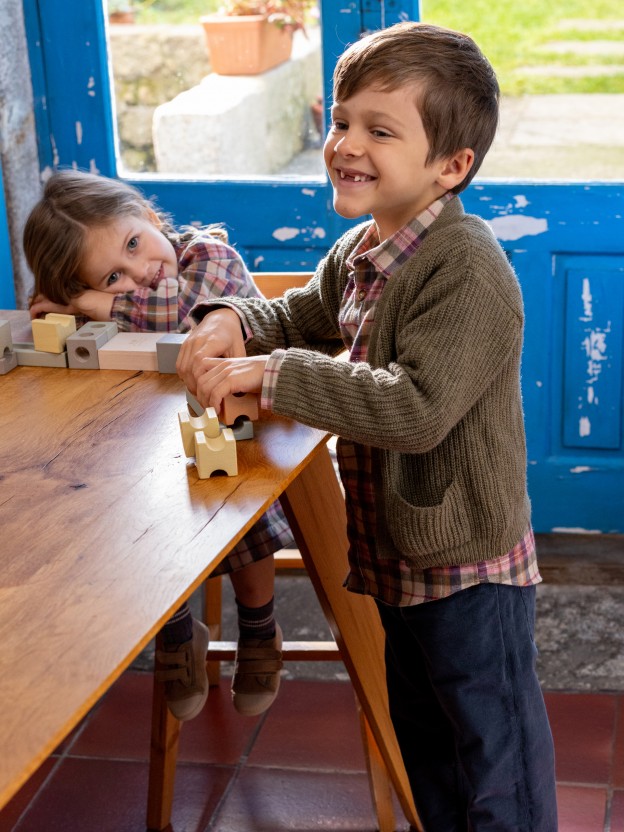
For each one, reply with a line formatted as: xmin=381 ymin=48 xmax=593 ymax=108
xmin=24 ymin=169 xmax=292 ymax=722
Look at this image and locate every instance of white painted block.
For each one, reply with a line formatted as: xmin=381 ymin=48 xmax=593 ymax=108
xmin=97 ymin=332 xmax=162 ymax=371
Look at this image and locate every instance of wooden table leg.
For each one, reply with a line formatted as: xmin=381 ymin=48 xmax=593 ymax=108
xmin=280 ymin=444 xmax=421 ymax=831
xmin=357 ymin=698 xmax=397 ymax=832
xmin=146 ymin=632 xmax=181 ymax=832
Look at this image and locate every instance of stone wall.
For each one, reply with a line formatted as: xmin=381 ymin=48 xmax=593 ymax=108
xmin=153 ymin=29 xmax=322 ymax=176
xmin=0 ymin=0 xmax=41 ymax=307
xmin=109 ymin=23 xmax=211 ymax=172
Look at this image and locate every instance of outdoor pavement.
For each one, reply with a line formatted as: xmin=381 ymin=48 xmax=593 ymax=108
xmin=281 ymin=93 xmax=624 ymax=181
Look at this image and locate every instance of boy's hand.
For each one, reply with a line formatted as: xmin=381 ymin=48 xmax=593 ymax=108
xmin=194 ymin=355 xmax=269 ymax=413
xmin=177 ymin=307 xmax=246 ymax=394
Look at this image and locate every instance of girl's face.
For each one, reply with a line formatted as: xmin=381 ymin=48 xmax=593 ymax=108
xmin=79 ymin=211 xmax=178 ymax=294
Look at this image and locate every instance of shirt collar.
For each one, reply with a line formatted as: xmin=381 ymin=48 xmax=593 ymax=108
xmin=347 ymin=193 xmax=455 ymax=277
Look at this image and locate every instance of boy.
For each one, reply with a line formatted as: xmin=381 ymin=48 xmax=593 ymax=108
xmin=177 ymin=22 xmax=558 ymax=831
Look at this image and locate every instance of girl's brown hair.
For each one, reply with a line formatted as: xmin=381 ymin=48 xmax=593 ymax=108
xmin=23 ymin=169 xmax=226 ymax=305
xmin=332 ymin=22 xmax=500 ymax=193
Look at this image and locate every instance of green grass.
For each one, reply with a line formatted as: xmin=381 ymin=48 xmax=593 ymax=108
xmin=420 ymin=0 xmax=624 ymax=94
xmin=132 ymin=0 xmax=624 ymax=94
xmin=134 ymin=0 xmax=220 ymax=25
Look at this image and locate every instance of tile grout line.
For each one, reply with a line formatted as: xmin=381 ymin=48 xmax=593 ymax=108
xmin=10 ymin=711 xmax=98 ymax=831
xmin=203 ymin=709 xmax=272 ymax=832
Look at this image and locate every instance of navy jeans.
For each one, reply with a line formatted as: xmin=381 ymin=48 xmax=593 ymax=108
xmin=377 ymin=584 xmax=558 ymax=832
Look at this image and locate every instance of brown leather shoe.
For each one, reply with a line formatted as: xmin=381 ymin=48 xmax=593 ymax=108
xmin=155 ymin=618 xmax=209 ymax=721
xmin=232 ymin=624 xmax=283 ymax=716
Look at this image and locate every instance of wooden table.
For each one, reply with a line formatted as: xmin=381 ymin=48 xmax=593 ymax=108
xmin=0 ymin=312 xmax=418 ymax=830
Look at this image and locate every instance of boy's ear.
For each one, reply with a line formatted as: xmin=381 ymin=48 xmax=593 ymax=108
xmin=437 ymin=148 xmax=475 ymax=190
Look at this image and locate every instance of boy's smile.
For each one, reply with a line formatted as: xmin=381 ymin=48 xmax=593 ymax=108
xmin=324 ymin=83 xmax=469 ymax=242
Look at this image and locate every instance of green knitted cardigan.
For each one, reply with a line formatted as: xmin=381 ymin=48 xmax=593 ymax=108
xmin=214 ymin=198 xmax=532 ymax=569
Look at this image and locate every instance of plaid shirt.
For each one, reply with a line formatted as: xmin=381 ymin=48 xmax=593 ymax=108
xmin=111 ymin=232 xmax=262 ymax=333
xmin=263 ymin=196 xmax=540 ymax=606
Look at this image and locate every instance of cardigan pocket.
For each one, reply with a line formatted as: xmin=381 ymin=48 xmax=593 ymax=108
xmin=385 ymin=476 xmax=473 ymax=559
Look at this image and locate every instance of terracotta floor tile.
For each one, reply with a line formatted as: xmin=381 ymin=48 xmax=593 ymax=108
xmin=556 ymin=784 xmax=607 ymax=832
xmin=545 ymin=692 xmax=616 ymax=784
xmin=178 ymin=679 xmax=263 ymax=765
xmin=249 ymin=678 xmax=367 ymax=771
xmin=70 ymin=671 xmax=152 ymax=761
xmin=610 ymin=789 xmax=624 ymax=832
xmin=0 ymin=759 xmax=56 ymax=832
xmin=11 ymin=757 xmax=231 ymax=832
xmin=212 ymin=766 xmax=412 ymax=832
xmin=611 ymin=696 xmax=624 ymax=788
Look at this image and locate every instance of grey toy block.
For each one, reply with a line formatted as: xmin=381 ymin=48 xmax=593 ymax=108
xmin=228 ymin=418 xmax=254 ymax=441
xmin=0 ymin=320 xmax=13 ymax=357
xmin=0 ymin=351 xmax=17 ymax=374
xmin=14 ymin=343 xmax=68 ymax=368
xmin=186 ymin=388 xmax=204 ymax=417
xmin=67 ymin=321 xmax=118 ymax=369
xmin=156 ymin=333 xmax=187 ymax=374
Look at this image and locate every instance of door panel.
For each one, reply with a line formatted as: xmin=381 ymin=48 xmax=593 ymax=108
xmin=21 ymin=0 xmax=624 ymax=531
xmin=463 ymin=185 xmax=624 ymax=533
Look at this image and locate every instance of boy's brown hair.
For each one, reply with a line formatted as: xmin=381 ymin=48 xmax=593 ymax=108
xmin=23 ymin=169 xmax=226 ymax=305
xmin=332 ymin=21 xmax=499 ymax=193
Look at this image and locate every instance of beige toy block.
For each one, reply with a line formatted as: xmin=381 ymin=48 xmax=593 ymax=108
xmin=220 ymin=392 xmax=259 ymax=426
xmin=97 ymin=332 xmax=162 ymax=371
xmin=31 ymin=313 xmax=76 ymax=353
xmin=194 ymin=427 xmax=237 ymax=478
xmin=178 ymin=407 xmax=220 ymax=457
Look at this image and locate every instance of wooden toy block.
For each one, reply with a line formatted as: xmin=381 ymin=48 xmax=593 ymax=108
xmin=156 ymin=333 xmax=187 ymax=374
xmin=220 ymin=392 xmax=259 ymax=426
xmin=97 ymin=332 xmax=162 ymax=371
xmin=0 ymin=320 xmax=13 ymax=356
xmin=14 ymin=343 xmax=69 ymax=368
xmin=184 ymin=390 xmax=254 ymax=440
xmin=31 ymin=313 xmax=76 ymax=353
xmin=178 ymin=407 xmax=220 ymax=456
xmin=0 ymin=351 xmax=17 ymax=375
xmin=186 ymin=389 xmax=204 ymax=417
xmin=67 ymin=321 xmax=118 ymax=369
xmin=194 ymin=427 xmax=238 ymax=478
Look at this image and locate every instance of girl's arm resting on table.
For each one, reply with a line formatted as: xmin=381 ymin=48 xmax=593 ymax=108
xmin=29 ymin=290 xmax=114 ymax=321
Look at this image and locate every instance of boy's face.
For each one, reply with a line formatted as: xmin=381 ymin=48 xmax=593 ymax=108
xmin=324 ymin=83 xmax=454 ymax=241
xmin=79 ymin=213 xmax=178 ymax=294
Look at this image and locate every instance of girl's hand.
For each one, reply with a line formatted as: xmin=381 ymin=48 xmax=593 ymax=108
xmin=194 ymin=355 xmax=269 ymax=413
xmin=177 ymin=307 xmax=246 ymax=394
xmin=29 ymin=290 xmax=114 ymax=321
xmin=69 ymin=290 xmax=115 ymax=320
xmin=29 ymin=294 xmax=79 ymax=319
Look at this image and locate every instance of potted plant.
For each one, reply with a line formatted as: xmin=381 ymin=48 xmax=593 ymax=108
xmin=200 ymin=1 xmax=312 ymax=76
xmin=107 ymin=0 xmax=136 ymax=24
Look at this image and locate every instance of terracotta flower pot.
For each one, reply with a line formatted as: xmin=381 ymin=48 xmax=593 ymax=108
xmin=200 ymin=14 xmax=294 ymax=76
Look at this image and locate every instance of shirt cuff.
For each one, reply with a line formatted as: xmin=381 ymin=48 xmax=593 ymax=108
xmin=261 ymin=349 xmax=287 ymax=411
xmin=191 ymin=301 xmax=254 ymax=342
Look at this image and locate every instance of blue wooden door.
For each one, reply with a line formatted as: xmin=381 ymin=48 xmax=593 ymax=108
xmin=0 ymin=157 xmax=16 ymax=309
xmin=21 ymin=0 xmax=624 ymax=532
